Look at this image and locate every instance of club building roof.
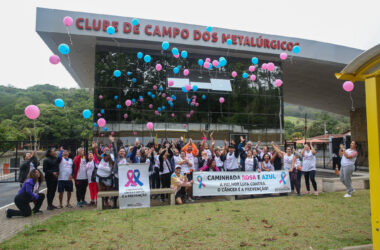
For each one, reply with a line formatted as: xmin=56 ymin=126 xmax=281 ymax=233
xmin=36 ymin=7 xmax=365 ymax=116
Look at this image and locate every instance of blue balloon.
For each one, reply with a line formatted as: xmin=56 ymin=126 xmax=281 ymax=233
xmin=182 ymin=86 xmax=187 ymax=93
xmin=192 ymin=85 xmax=198 ymax=92
xmin=159 ymin=86 xmax=163 ymax=91
xmin=107 ymin=26 xmax=115 ymax=35
xmin=151 ymin=94 xmax=156 ymax=99
xmin=206 ymin=26 xmax=212 ymax=32
xmin=158 ymin=107 xmax=162 ymax=112
xmin=132 ymin=78 xmax=137 ymax=83
xmin=137 ymin=52 xmax=143 ymax=59
xmin=54 ymin=99 xmax=64 ymax=108
xmin=169 ymin=102 xmax=174 ymax=107
xmin=113 ymin=70 xmax=121 ymax=77
xmin=132 ymin=18 xmax=139 ymax=26
xmin=181 ymin=50 xmax=188 ymax=58
xmin=292 ymin=45 xmax=301 ymax=54
xmin=251 ymin=57 xmax=259 ymax=64
xmin=144 ymin=55 xmax=151 ymax=63
xmin=116 ymin=104 xmax=121 ymax=109
xmin=242 ymin=72 xmax=249 ymax=78
xmin=198 ymin=59 xmax=204 ymax=66
xmin=171 ymin=95 xmax=176 ymax=100
xmin=139 ymin=96 xmax=143 ymax=99
xmin=187 ymin=98 xmax=191 ymax=103
xmin=190 ymin=102 xmax=194 ymax=106
xmin=173 ymin=67 xmax=179 ymax=74
xmin=93 ymin=122 xmax=98 ymax=127
xmin=104 ymin=127 xmax=108 ymax=132
xmin=100 ymin=109 xmax=105 ymax=114
xmin=162 ymin=106 xmax=166 ymax=110
xmin=219 ymin=58 xmax=227 ymax=67
xmin=208 ymin=63 xmax=213 ymax=70
xmin=132 ymin=98 xmax=136 ymax=103
xmin=82 ymin=109 xmax=92 ymax=119
xmin=162 ymin=41 xmax=170 ymax=50
xmin=171 ymin=47 xmax=179 ymax=55
xmin=202 ymin=95 xmax=206 ymax=100
xmin=127 ymin=71 xmax=132 ymax=76
xmin=226 ymin=39 xmax=232 ymax=45
xmin=114 ymin=95 xmax=118 ymax=100
xmin=147 ymin=91 xmax=152 ymax=96
xmin=58 ymin=43 xmax=70 ymax=55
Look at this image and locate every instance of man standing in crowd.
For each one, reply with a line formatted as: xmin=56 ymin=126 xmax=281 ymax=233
xmin=19 ymin=150 xmax=40 ymax=187
xmin=43 ymin=148 xmax=60 ymax=210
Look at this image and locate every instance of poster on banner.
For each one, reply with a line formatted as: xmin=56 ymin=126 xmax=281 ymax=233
xmin=193 ymin=171 xmax=291 ymax=196
xmin=118 ymin=163 xmax=150 ymax=209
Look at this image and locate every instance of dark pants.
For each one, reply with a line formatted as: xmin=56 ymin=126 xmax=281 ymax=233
xmin=7 ymin=193 xmax=45 ymax=217
xmin=304 ymin=170 xmax=317 ymax=191
xmin=160 ymin=173 xmax=171 ymax=199
xmin=113 ymin=177 xmax=119 ymax=208
xmin=297 ymin=171 xmax=303 ymax=192
xmin=75 ymin=179 xmax=88 ymax=202
xmin=290 ymin=170 xmax=300 ymax=194
xmin=45 ymin=175 xmax=57 ymax=207
xmin=151 ymin=172 xmax=160 ymax=189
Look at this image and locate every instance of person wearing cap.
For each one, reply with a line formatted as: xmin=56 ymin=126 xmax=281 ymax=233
xmin=224 ymin=139 xmax=239 ymax=171
xmin=170 ymin=166 xmax=193 ymax=205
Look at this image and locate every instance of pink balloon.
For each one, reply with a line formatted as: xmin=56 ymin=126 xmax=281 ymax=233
xmin=343 ymin=81 xmax=354 ymax=92
xmin=97 ymin=113 xmax=101 ymax=117
xmin=249 ymin=65 xmax=255 ymax=72
xmin=185 ymin=84 xmax=192 ymax=91
xmin=186 ymin=114 xmax=191 ymax=118
xmin=139 ymin=97 xmax=144 ymax=102
xmin=149 ymin=104 xmax=153 ymax=109
xmin=192 ymin=95 xmax=197 ymax=99
xmin=219 ymin=97 xmax=225 ymax=104
xmin=262 ymin=63 xmax=268 ymax=70
xmin=250 ymin=75 xmax=256 ymax=81
xmin=275 ymin=79 xmax=283 ymax=87
xmin=169 ymin=98 xmax=173 ymax=102
xmin=166 ymin=97 xmax=171 ymax=101
xmin=174 ymin=54 xmax=180 ymax=58
xmin=155 ymin=64 xmax=162 ymax=71
xmin=153 ymin=85 xmax=158 ymax=90
xmin=99 ymin=95 xmax=103 ymax=100
xmin=195 ymin=103 xmax=199 ymax=107
xmin=190 ymin=110 xmax=194 ymax=115
xmin=154 ymin=110 xmax=159 ymax=115
xmin=49 ymin=55 xmax=60 ymax=65
xmin=183 ymin=124 xmax=187 ymax=128
xmin=63 ymin=16 xmax=73 ymax=27
xmin=280 ymin=53 xmax=288 ymax=60
xmin=232 ymin=71 xmax=237 ymax=78
xmin=133 ymin=131 xmax=137 ymax=136
xmin=203 ymin=62 xmax=210 ymax=69
xmin=171 ymin=113 xmax=175 ymax=118
xmin=168 ymin=80 xmax=174 ymax=87
xmin=125 ymin=100 xmax=132 ymax=107
xmin=101 ymin=133 xmax=104 ymax=137
xmin=24 ymin=105 xmax=40 ymax=120
xmin=162 ymin=93 xmax=166 ymax=98
xmin=146 ymin=122 xmax=154 ymax=130
xmin=123 ymin=113 xmax=128 ymax=119
xmin=212 ymin=60 xmax=219 ymax=67
xmin=111 ymin=132 xmax=115 ymax=136
xmin=205 ymin=58 xmax=211 ymax=63
xmin=267 ymin=62 xmax=275 ymax=72
xmin=97 ymin=118 xmax=106 ymax=128
xmin=183 ymin=69 xmax=189 ymax=76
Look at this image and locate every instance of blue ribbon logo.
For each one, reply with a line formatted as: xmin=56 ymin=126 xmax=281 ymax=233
xmin=197 ymin=175 xmax=205 ymax=189
xmin=280 ymin=171 xmax=286 ymax=184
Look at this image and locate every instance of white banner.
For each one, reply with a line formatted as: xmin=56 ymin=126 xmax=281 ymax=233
xmin=118 ymin=164 xmax=150 ymax=209
xmin=193 ymin=171 xmax=291 ymax=196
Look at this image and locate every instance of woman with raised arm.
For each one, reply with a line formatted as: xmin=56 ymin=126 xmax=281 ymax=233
xmin=301 ymin=143 xmax=318 ymax=196
xmin=159 ymin=142 xmax=174 ymax=202
xmin=244 ymin=149 xmax=260 ymax=172
xmin=340 ymin=141 xmax=358 ymax=198
xmin=261 ymin=154 xmax=274 ymax=171
xmin=86 ymin=151 xmax=98 ymax=206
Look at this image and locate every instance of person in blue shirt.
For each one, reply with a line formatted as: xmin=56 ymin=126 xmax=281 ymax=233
xmin=6 ymin=169 xmax=45 ymax=218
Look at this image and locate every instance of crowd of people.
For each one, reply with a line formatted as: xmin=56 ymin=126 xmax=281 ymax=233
xmin=5 ymin=132 xmax=359 ymax=218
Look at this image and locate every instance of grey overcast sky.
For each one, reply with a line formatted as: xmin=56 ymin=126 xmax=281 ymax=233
xmin=0 ymin=0 xmax=379 ymax=89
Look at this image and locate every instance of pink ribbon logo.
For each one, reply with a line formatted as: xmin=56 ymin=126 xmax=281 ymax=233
xmin=125 ymin=169 xmax=144 ymax=187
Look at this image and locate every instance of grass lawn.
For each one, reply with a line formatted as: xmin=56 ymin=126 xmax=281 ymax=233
xmin=1 ymin=190 xmax=371 ymax=249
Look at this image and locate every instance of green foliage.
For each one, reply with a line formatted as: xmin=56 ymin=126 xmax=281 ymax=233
xmin=0 ymin=85 xmax=93 ymax=142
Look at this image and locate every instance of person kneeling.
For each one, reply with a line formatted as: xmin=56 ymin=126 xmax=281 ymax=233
xmin=6 ymin=169 xmax=45 ymax=218
xmin=170 ymin=166 xmax=193 ymax=205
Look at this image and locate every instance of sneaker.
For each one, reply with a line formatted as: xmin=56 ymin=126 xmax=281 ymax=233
xmin=344 ymin=193 xmax=352 ymax=198
xmin=314 ymin=191 xmax=319 ymax=196
xmin=51 ymin=205 xmax=58 ymax=209
xmin=297 ymin=193 xmax=301 ymax=197
xmin=33 ymin=210 xmax=43 ymax=215
xmin=187 ymin=198 xmax=195 ymax=203
xmin=47 ymin=206 xmax=54 ymax=211
xmin=90 ymin=201 xmax=95 ymax=206
xmin=305 ymin=191 xmax=310 ymax=195
xmin=77 ymin=201 xmax=83 ymax=207
xmin=5 ymin=209 xmax=11 ymax=218
xmin=82 ymin=201 xmax=89 ymax=206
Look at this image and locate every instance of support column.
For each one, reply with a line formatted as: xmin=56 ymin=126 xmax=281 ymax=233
xmin=365 ymin=76 xmax=380 ymax=249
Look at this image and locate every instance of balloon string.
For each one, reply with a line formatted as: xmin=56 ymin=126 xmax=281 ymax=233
xmin=66 ymin=27 xmax=73 ymax=46
xmin=67 ymin=54 xmax=72 ymax=67
xmin=33 ymin=120 xmax=37 ymax=151
xmin=220 ymin=103 xmax=223 ymax=118
xmin=349 ymin=92 xmax=355 ymax=111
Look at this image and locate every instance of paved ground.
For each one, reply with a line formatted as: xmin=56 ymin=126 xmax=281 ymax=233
xmin=0 ymin=170 xmax=368 ymax=243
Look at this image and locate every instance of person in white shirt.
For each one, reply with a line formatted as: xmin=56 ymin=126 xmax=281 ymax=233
xmin=58 ymin=150 xmax=74 ymax=208
xmin=244 ymin=150 xmax=260 ymax=172
xmin=210 ymin=137 xmax=226 ymax=171
xmin=224 ymin=140 xmax=239 ymax=171
xmin=85 ymin=152 xmax=98 ymax=206
xmin=261 ymin=154 xmax=274 ymax=171
xmin=340 ymin=141 xmax=358 ymax=198
xmin=73 ymin=148 xmax=88 ymax=207
xmin=301 ymin=143 xmax=318 ymax=196
xmin=159 ymin=144 xmax=173 ymax=202
xmin=177 ymin=151 xmax=194 ymax=202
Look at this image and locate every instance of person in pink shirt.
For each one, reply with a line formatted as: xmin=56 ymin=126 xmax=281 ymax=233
xmin=199 ymin=159 xmax=220 ymax=172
